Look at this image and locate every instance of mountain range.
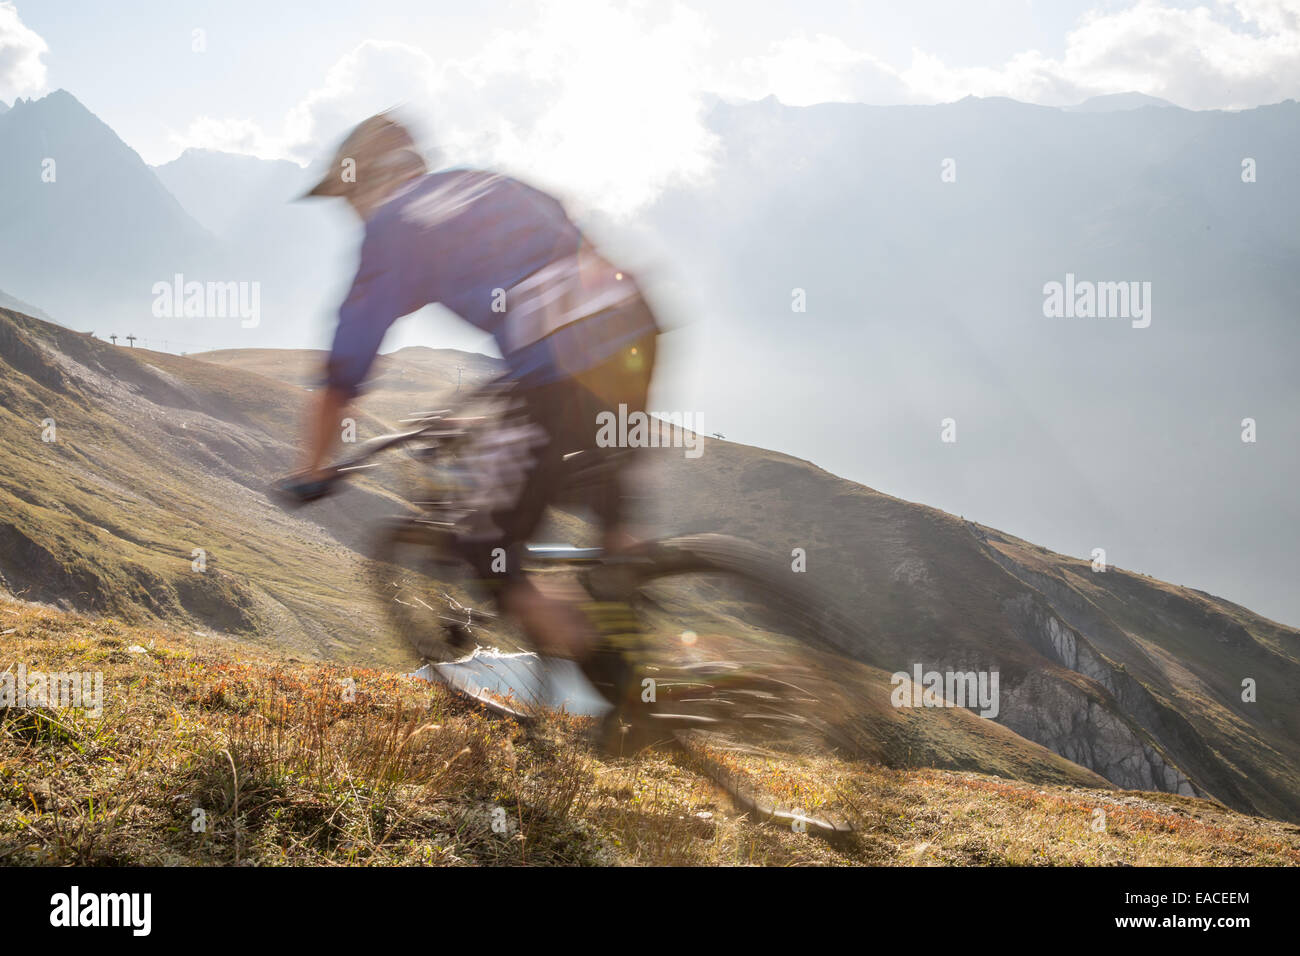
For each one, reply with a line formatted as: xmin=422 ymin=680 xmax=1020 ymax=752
xmin=0 ymin=91 xmax=345 ymax=353
xmin=5 ymin=87 xmax=1293 ymax=627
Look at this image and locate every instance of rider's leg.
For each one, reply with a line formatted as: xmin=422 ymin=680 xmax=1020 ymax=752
xmin=491 ymin=337 xmax=657 ymax=661
xmin=296 ymin=384 xmax=352 ymax=480
xmin=453 ymin=391 xmax=601 ymax=660
xmin=455 ymin=326 xmax=656 ymax=667
xmin=501 ymin=575 xmax=594 ymax=658
xmin=585 ymin=332 xmax=656 ymax=558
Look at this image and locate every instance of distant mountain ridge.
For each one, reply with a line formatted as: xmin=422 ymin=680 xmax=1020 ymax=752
xmin=0 ymin=288 xmax=52 ymax=320
xmin=0 ymin=90 xmax=213 ymax=327
xmin=1065 ymin=91 xmax=1180 ymax=111
xmin=0 ymin=91 xmax=344 ymax=354
xmin=636 ymin=90 xmax=1300 ymax=632
xmin=153 ymin=148 xmax=307 ymax=238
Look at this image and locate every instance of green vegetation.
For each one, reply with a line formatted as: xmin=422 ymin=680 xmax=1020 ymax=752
xmin=3 ymin=598 xmax=1296 ymax=866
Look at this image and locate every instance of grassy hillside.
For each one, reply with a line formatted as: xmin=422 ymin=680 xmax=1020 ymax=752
xmin=634 ymin=441 xmax=1300 ymax=822
xmin=3 ymin=597 xmax=1296 ymax=866
xmin=196 ymin=333 xmax=1300 ymax=823
xmin=196 ymin=345 xmax=503 ymax=426
xmin=0 ymin=308 xmax=408 ymax=664
xmin=2 ymin=307 xmax=1297 ymax=825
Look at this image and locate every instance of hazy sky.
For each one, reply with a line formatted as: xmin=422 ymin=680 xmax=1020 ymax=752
xmin=6 ymin=1 xmax=1300 ymax=215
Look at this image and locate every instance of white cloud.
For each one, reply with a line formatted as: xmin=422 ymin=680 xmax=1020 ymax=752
xmin=281 ymin=40 xmax=440 ymax=160
xmin=705 ymin=1 xmax=1300 ymax=111
xmin=1231 ymin=0 xmax=1300 ymax=34
xmin=169 ymin=2 xmax=720 ymax=218
xmin=431 ymin=0 xmax=720 ymax=216
xmin=167 ymin=115 xmax=280 ymax=157
xmin=708 ymin=33 xmax=908 ymax=106
xmin=900 ymin=0 xmax=1300 ymax=108
xmin=168 ymin=40 xmax=439 ymax=161
xmin=164 ymin=0 xmax=1300 ymax=217
xmin=0 ymin=1 xmax=48 ymax=101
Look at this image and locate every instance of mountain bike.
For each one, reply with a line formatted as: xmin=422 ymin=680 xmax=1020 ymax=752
xmin=295 ymin=379 xmax=862 ymax=833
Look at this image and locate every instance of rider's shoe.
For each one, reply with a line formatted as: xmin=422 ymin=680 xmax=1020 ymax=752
xmin=270 ymin=474 xmax=335 ymax=507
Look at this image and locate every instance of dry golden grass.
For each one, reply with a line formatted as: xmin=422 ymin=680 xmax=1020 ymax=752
xmin=2 ymin=596 xmax=1296 ymax=866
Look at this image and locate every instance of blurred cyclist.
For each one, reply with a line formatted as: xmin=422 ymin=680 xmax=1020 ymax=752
xmin=276 ymin=113 xmax=659 ymax=672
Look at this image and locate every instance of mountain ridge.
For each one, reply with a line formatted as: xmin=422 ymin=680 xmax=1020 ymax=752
xmin=0 ymin=90 xmax=214 ymax=330
xmin=2 ymin=305 xmax=1296 ymax=822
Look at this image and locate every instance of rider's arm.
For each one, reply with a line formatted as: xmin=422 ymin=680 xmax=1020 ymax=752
xmin=298 ymin=219 xmax=420 ymax=477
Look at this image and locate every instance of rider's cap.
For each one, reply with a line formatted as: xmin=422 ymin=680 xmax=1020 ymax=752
xmin=300 ymin=112 xmax=427 ymax=200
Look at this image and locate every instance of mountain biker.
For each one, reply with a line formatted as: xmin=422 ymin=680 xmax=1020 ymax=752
xmin=275 ymin=113 xmax=659 ymax=694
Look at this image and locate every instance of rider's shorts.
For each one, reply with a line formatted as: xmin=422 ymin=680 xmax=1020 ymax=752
xmin=454 ymin=296 xmax=658 ymax=585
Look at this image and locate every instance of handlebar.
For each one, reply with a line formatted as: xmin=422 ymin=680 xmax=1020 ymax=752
xmin=271 ymin=372 xmax=513 ymax=507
